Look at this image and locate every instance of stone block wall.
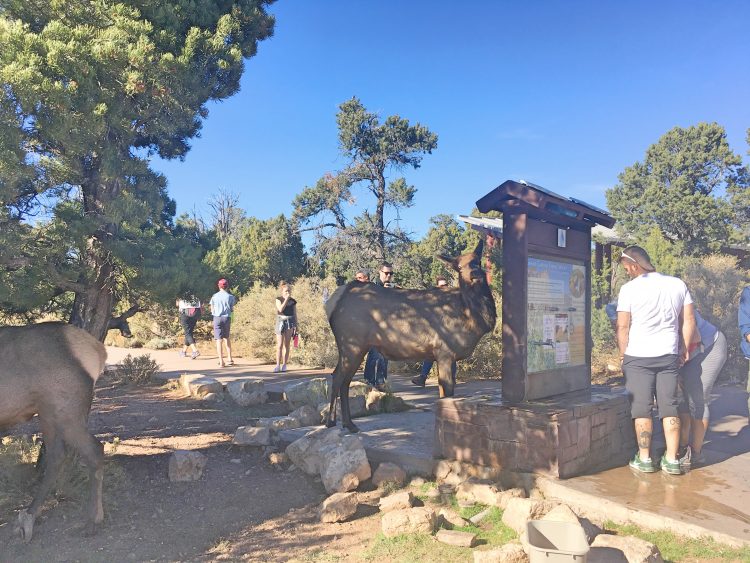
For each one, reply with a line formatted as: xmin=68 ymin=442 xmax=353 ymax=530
xmin=434 ymin=387 xmax=635 ymax=478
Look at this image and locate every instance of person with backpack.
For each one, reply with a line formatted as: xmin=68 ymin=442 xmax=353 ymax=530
xmin=176 ymin=294 xmax=202 ymax=359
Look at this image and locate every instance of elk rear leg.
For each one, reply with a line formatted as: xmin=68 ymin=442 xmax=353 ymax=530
xmin=325 ymin=367 xmax=341 ymax=428
xmin=17 ymin=420 xmax=65 ymax=542
xmin=340 ymin=375 xmax=359 ymax=433
xmin=61 ymin=423 xmax=104 ymax=535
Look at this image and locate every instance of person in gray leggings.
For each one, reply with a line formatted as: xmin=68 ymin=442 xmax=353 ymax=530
xmin=678 ymin=310 xmax=728 ymax=469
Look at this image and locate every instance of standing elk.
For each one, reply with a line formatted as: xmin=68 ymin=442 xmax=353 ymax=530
xmin=324 ymin=240 xmax=496 ymax=432
xmin=0 ymin=322 xmax=107 ymax=541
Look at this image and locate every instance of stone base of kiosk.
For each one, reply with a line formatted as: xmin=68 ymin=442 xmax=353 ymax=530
xmin=434 ymin=386 xmax=635 ymax=479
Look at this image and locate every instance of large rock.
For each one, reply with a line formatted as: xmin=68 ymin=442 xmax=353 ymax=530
xmin=285 ymin=427 xmax=348 ymax=475
xmin=168 ymin=450 xmax=207 ymax=481
xmin=319 ymin=394 xmax=368 ymax=421
xmin=456 ymin=478 xmax=503 ymax=506
xmin=381 ymin=507 xmax=438 ymax=537
xmin=372 ymin=462 xmax=407 ymax=488
xmin=233 ymin=426 xmax=272 ymax=446
xmin=502 ymin=497 xmax=552 ymax=534
xmin=180 ymin=374 xmax=223 ymax=398
xmin=284 ymin=377 xmax=330 ymax=409
xmin=379 ymin=491 xmax=414 ymax=513
xmin=226 ymin=379 xmax=267 ymax=406
xmin=498 ymin=487 xmax=527 ymax=510
xmin=366 ymin=388 xmax=409 ymax=413
xmin=590 ymin=534 xmax=663 ymax=563
xmin=436 ymin=529 xmax=476 ymax=547
xmin=256 ymin=416 xmax=301 ymax=431
xmin=542 ymin=503 xmax=601 ymax=544
xmin=474 ymin=543 xmax=527 ymax=563
xmin=289 ymin=405 xmax=320 ymax=427
xmin=318 ymin=434 xmax=372 ymax=493
xmin=319 ymin=492 xmax=358 ymax=523
xmin=439 ymin=507 xmax=470 ymax=529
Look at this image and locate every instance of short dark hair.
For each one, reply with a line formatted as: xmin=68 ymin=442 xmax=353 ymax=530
xmin=379 ymin=262 xmax=392 ymax=271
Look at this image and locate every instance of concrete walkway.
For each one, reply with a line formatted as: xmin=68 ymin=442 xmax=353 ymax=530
xmin=107 ymin=347 xmax=750 ymax=546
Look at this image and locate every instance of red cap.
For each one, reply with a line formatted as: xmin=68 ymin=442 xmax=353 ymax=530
xmin=217 ymin=278 xmax=228 ymax=289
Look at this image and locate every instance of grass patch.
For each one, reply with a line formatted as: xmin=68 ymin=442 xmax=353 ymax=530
xmin=604 ymin=521 xmax=750 ymax=562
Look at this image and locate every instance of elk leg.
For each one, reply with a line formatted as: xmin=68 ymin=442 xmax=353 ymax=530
xmin=437 ymin=357 xmax=456 ymax=398
xmin=325 ymin=366 xmax=341 ymax=428
xmin=337 ymin=349 xmax=366 ymax=433
xmin=340 ymin=374 xmax=359 ymax=433
xmin=18 ymin=421 xmax=65 ymax=542
xmin=62 ymin=424 xmax=104 ymax=534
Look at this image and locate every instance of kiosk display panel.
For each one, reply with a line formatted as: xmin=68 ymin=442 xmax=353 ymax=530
xmin=527 ymin=255 xmax=587 ymax=374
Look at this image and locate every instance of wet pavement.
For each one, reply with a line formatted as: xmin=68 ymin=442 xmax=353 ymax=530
xmin=107 ymin=347 xmax=750 ymax=545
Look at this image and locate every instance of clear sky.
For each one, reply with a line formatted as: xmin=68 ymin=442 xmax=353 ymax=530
xmin=153 ymin=0 xmax=750 ymax=240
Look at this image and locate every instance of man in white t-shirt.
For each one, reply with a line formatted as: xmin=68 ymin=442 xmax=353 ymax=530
xmin=616 ymin=246 xmax=696 ymax=476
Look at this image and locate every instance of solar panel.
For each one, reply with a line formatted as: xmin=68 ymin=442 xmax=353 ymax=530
xmin=517 ymin=179 xmax=567 ymax=201
xmin=568 ymin=197 xmax=610 ymax=216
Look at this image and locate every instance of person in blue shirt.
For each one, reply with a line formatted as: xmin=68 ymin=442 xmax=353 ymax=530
xmin=209 ymin=278 xmax=236 ymax=367
xmin=738 ymin=286 xmax=750 ymax=419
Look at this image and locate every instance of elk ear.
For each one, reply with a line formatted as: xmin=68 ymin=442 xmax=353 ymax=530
xmin=472 ymin=239 xmax=484 ymax=258
xmin=437 ymin=254 xmax=455 ymax=268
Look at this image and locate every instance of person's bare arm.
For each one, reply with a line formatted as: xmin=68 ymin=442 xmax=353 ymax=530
xmin=616 ymin=311 xmax=631 ymax=361
xmin=680 ymin=302 xmax=697 ymax=365
xmin=275 ymin=297 xmax=288 ymax=314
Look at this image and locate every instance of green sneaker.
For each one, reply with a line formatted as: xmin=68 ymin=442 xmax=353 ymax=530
xmin=660 ymin=454 xmax=682 ymax=475
xmin=629 ymin=453 xmax=656 ymax=473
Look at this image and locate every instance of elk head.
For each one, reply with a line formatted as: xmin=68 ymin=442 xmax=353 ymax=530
xmin=438 ymin=240 xmax=486 ymax=286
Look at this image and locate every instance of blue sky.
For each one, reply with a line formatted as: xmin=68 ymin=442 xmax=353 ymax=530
xmin=153 ymin=0 xmax=750 ymax=241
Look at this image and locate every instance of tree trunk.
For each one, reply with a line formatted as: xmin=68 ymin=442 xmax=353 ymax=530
xmin=69 ymin=238 xmax=115 ymax=342
xmin=375 ymin=173 xmax=386 ymax=260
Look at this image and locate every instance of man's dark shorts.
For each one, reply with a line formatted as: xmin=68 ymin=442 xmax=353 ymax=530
xmin=622 ymin=354 xmax=680 ymax=419
xmin=213 ymin=315 xmax=231 ymax=340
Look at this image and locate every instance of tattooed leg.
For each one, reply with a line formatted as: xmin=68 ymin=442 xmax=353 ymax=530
xmin=634 ymin=417 xmax=653 ymax=459
xmin=663 ymin=416 xmax=681 ymax=460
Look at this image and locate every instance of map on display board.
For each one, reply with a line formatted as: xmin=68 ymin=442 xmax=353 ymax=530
xmin=527 ymin=256 xmax=587 ymax=373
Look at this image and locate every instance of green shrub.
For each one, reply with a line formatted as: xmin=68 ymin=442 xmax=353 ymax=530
xmin=113 ymin=353 xmax=161 ymax=385
xmin=145 ymin=337 xmax=174 ymax=350
xmin=682 ymin=254 xmax=749 ymax=383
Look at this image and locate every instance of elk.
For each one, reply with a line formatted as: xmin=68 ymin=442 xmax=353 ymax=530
xmin=0 ymin=322 xmax=107 ymax=542
xmin=325 ymin=240 xmax=496 ymax=432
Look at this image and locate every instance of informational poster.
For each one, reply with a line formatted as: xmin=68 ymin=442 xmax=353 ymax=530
xmin=527 ymin=256 xmax=587 ymax=373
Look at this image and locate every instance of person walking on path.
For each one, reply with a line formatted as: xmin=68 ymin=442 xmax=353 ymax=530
xmin=412 ymin=276 xmax=457 ymax=388
xmin=678 ymin=309 xmax=728 ymax=470
xmin=274 ymin=281 xmax=298 ymax=373
xmin=210 ymin=278 xmax=236 ymax=367
xmin=739 ymin=285 xmax=750 ymax=418
xmin=176 ymin=295 xmax=202 ymax=359
xmin=363 ymin=262 xmax=395 ymax=390
xmin=616 ymin=246 xmax=696 ymax=475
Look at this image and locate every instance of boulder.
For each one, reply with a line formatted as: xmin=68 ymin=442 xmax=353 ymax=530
xmin=256 ymin=416 xmax=301 ymax=431
xmin=319 ymin=394 xmax=368 ymax=421
xmin=284 ymin=377 xmax=330 ymax=409
xmin=439 ymin=507 xmax=470 ymax=529
xmin=318 ymin=434 xmax=371 ymax=493
xmin=468 ymin=507 xmax=494 ymax=525
xmin=180 ymin=374 xmax=222 ymax=398
xmin=378 ymin=491 xmax=414 ymax=513
xmin=366 ymin=388 xmax=409 ymax=413
xmin=285 ymin=427 xmax=348 ymax=475
xmin=501 ymin=497 xmax=553 ymax=534
xmin=590 ymin=534 xmax=663 ymax=563
xmin=474 ymin=543 xmax=527 ymax=563
xmin=288 ymin=404 xmax=320 ymax=427
xmin=542 ymin=503 xmax=601 ymax=543
xmin=456 ymin=478 xmax=503 ymax=506
xmin=320 ymin=492 xmax=358 ymax=523
xmin=168 ymin=450 xmax=207 ymax=482
xmin=226 ymin=379 xmax=267 ymax=406
xmin=201 ymin=392 xmax=223 ymax=402
xmin=497 ymin=487 xmax=527 ymax=510
xmin=372 ymin=462 xmax=407 ymax=488
xmin=436 ymin=529 xmax=476 ymax=547
xmin=233 ymin=426 xmax=272 ymax=446
xmin=381 ymin=507 xmax=438 ymax=537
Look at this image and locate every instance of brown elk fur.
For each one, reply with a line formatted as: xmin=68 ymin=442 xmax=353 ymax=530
xmin=325 ymin=240 xmax=496 ymax=432
xmin=0 ymin=322 xmax=107 ymax=541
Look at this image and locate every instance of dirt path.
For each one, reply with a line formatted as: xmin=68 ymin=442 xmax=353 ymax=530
xmin=0 ymin=380 xmax=381 ymax=562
